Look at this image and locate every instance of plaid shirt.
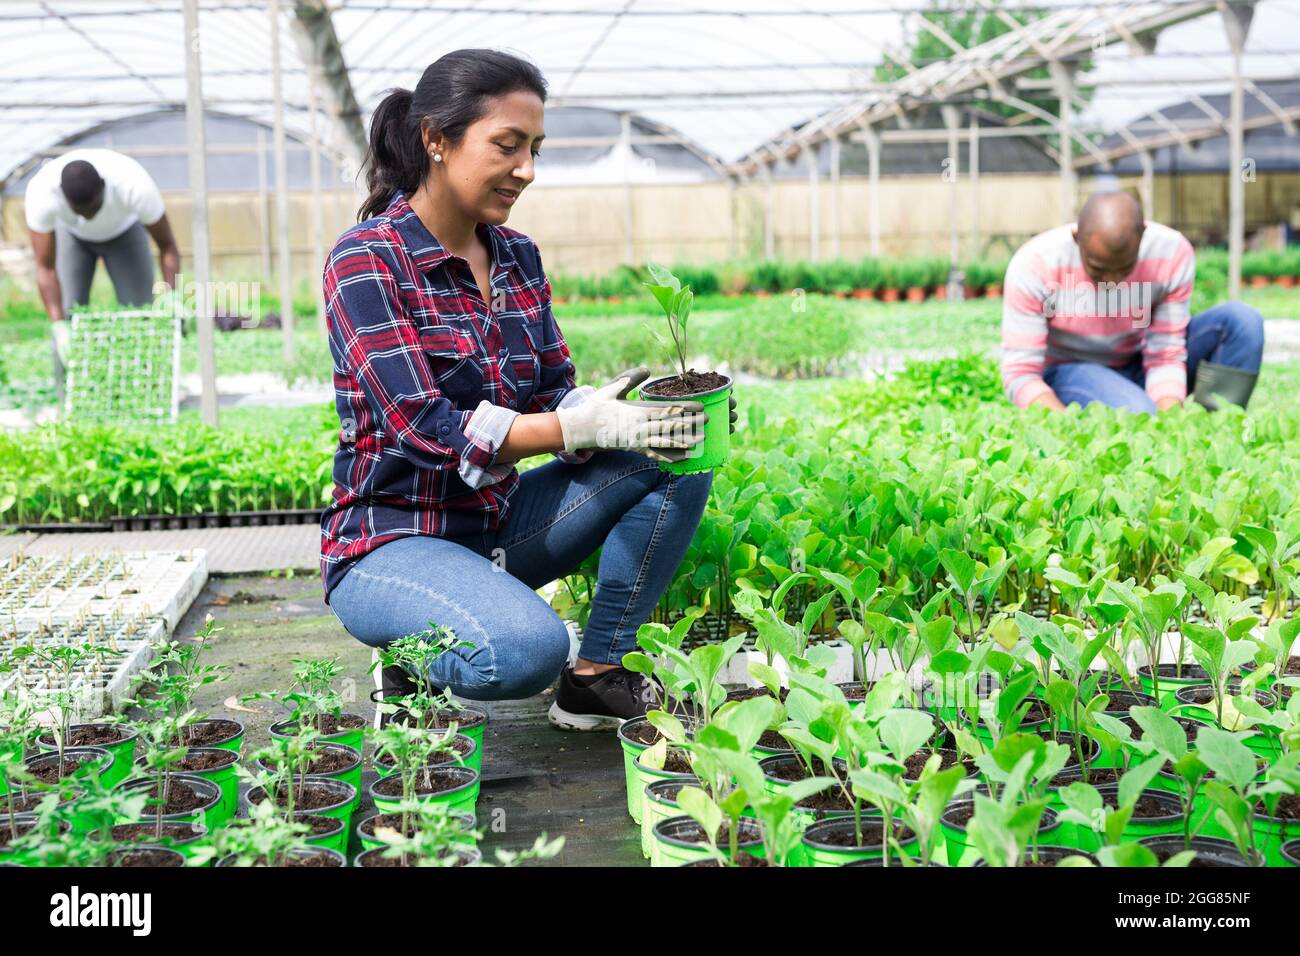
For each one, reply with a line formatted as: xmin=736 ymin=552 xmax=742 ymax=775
xmin=320 ymin=192 xmax=589 ymax=603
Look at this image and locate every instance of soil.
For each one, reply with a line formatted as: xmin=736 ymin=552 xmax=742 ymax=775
xmin=1142 ymin=664 xmax=1210 ymax=681
xmin=359 ymin=813 xmax=417 ymax=840
xmin=130 ymin=779 xmax=212 ymax=815
xmin=811 ymin=819 xmax=915 ymax=848
xmin=1144 ymin=842 xmax=1249 ymax=867
xmin=668 ymin=820 xmax=759 ymax=846
xmin=903 ymin=748 xmax=972 ymax=780
xmin=756 ymin=729 xmax=791 ymax=751
xmin=359 ymin=849 xmax=470 ymax=867
xmin=3 ymin=792 xmax=47 ymax=813
xmin=279 ymin=713 xmax=366 ymax=737
xmin=252 ymin=851 xmax=342 ymax=867
xmin=727 ymin=687 xmax=788 ymax=703
xmin=252 ymin=780 xmax=347 ymax=812
xmin=944 ymin=804 xmax=975 ymax=828
xmin=182 ymin=719 xmax=242 ymax=747
xmin=111 ymin=823 xmax=202 ymax=843
xmin=38 ymin=725 xmax=130 ymax=748
xmin=375 ymin=737 xmax=473 ymax=771
xmin=647 ymin=782 xmax=689 ymax=806
xmin=373 ymin=766 xmax=471 ymax=799
xmin=429 ymin=709 xmax=486 ymax=732
xmin=766 ymin=756 xmax=842 ymax=783
xmin=106 ymin=848 xmax=183 ymax=868
xmin=1020 ymin=701 xmax=1050 ymax=724
xmin=840 ymin=684 xmax=868 ymax=701
xmin=687 ymin=853 xmax=769 ymax=867
xmin=652 ymin=748 xmax=694 ymax=775
xmin=175 ymin=749 xmax=238 ymax=773
xmin=640 ymin=369 xmax=729 ymax=397
xmin=26 ymin=753 xmax=98 ymax=785
xmin=1102 ymin=690 xmax=1158 ymax=711
xmin=1179 ymin=684 xmax=1273 ymax=707
xmin=1286 ymin=656 xmax=1300 ymax=677
xmin=1054 ymin=767 xmax=1123 ymax=787
xmin=622 ymin=721 xmax=662 ymax=747
xmin=301 ymin=746 xmax=359 ymax=776
xmin=0 ymin=820 xmax=38 ymax=849
xmin=1129 ymin=794 xmax=1179 ymax=820
xmin=796 ymin=788 xmax=854 ymax=814
xmin=300 ymin=814 xmax=343 ymax=837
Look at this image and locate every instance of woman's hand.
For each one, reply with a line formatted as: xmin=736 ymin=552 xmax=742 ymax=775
xmin=556 ymin=367 xmax=706 ymax=463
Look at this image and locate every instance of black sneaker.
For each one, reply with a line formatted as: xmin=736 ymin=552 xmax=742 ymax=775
xmin=548 ymin=666 xmax=659 ymax=731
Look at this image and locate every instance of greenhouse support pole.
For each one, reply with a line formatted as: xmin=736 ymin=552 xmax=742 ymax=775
xmin=806 ymin=141 xmax=820 ymax=261
xmin=182 ymin=0 xmax=218 ymax=428
xmin=864 ymin=126 xmax=881 ymax=256
xmin=621 ymin=112 xmax=635 ymax=265
xmin=271 ymin=0 xmax=295 ymax=367
xmin=308 ymin=63 xmax=326 ymax=337
xmin=829 ymin=134 xmax=841 ymax=259
xmin=761 ymin=161 xmax=774 ymax=260
xmin=1050 ymin=60 xmax=1077 ymax=223
xmin=257 ymin=128 xmax=272 ymax=284
xmin=1221 ymin=1 xmax=1254 ymax=300
xmin=969 ymin=117 xmax=980 ymax=261
xmin=1137 ymin=148 xmax=1155 ymax=221
xmin=727 ymin=175 xmax=739 ymax=259
xmin=942 ymin=105 xmax=961 ymax=281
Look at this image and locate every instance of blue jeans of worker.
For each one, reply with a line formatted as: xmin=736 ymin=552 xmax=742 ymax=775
xmin=1042 ymin=302 xmax=1265 ymax=414
xmin=328 ymin=450 xmax=712 ymax=701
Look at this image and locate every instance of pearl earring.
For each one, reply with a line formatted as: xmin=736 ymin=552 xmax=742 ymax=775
xmin=432 ymin=152 xmax=442 ymax=163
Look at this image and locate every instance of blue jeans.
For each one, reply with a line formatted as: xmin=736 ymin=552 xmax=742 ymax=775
xmin=1042 ymin=302 xmax=1265 ymax=414
xmin=328 ymin=450 xmax=712 ymax=701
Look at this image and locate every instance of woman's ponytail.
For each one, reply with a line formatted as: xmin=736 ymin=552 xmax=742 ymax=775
xmin=358 ymin=88 xmax=425 ymax=221
xmin=356 ymin=50 xmax=548 ymax=223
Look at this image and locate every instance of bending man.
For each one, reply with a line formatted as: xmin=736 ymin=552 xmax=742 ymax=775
xmin=1001 ymin=191 xmax=1263 ymax=413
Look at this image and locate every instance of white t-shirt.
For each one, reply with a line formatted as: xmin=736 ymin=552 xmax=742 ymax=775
xmin=24 ymin=148 xmax=165 ymax=243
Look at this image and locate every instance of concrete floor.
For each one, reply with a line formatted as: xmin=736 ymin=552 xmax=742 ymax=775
xmin=177 ymin=571 xmax=644 ymax=867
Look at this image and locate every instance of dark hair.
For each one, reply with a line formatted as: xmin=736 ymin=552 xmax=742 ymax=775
xmin=61 ymin=160 xmax=104 ymax=206
xmin=359 ymin=49 xmax=547 ymax=221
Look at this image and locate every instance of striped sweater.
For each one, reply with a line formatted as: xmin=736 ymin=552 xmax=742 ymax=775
xmin=1001 ymin=221 xmax=1195 ymax=408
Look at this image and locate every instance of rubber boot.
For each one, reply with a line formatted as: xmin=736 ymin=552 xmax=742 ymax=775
xmin=1192 ymin=361 xmax=1258 ymax=411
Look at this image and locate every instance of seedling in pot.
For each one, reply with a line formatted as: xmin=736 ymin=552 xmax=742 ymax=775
xmin=966 ymin=741 xmax=1067 ymax=866
xmin=1127 ymin=706 xmax=1213 ymax=848
xmin=621 ymin=606 xmax=707 ymax=719
xmin=244 ymin=655 xmax=360 ymax=739
xmin=133 ymin=712 xmax=197 ymax=838
xmin=201 ymin=799 xmax=314 ymax=867
xmin=2 ymin=640 xmax=106 ymax=770
xmin=128 ymin=617 xmax=229 ymax=746
xmin=1098 ymin=578 xmax=1187 ymax=702
xmin=1179 ymin=609 xmax=1261 ymax=730
xmin=1056 ymin=755 xmax=1167 ymax=850
xmin=369 ymin=624 xmax=473 ymax=730
xmin=370 ymin=721 xmax=466 ymax=844
xmin=1196 ymin=727 xmax=1298 ymax=865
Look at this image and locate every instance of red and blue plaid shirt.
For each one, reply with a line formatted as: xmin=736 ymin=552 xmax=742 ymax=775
xmin=320 ymin=192 xmax=582 ymax=603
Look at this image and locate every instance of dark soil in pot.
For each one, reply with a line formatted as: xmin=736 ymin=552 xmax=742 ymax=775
xmin=645 ymin=748 xmax=693 ymax=775
xmin=125 ymin=778 xmax=212 ymax=815
xmin=797 ymin=788 xmax=855 ymax=814
xmin=1102 ymin=688 xmax=1159 ymax=711
xmin=805 ymin=816 xmax=915 ymax=848
xmin=111 ymin=822 xmax=205 ymax=844
xmin=685 ymin=853 xmax=769 ymax=867
xmin=619 ymin=718 xmax=662 ymax=747
xmin=755 ymin=729 xmax=790 ymax=751
xmin=974 ymin=846 xmax=1095 ymax=867
xmin=763 ymin=754 xmax=845 ymax=783
xmin=1139 ymin=664 xmax=1210 ymax=682
xmin=641 ymin=369 xmax=729 ymax=397
xmin=1121 ymin=714 xmax=1201 ymax=738
xmin=1264 ymin=792 xmax=1300 ymax=821
xmin=24 ymin=752 xmax=101 ymax=786
xmin=37 ymin=724 xmax=133 ymax=748
xmin=375 ymin=736 xmax=473 ymax=771
xmin=272 ymin=713 xmax=366 ymax=737
xmin=250 ymin=780 xmax=350 ymax=813
xmin=904 ymin=748 xmax=974 ymax=781
xmin=223 ymin=849 xmax=343 ymax=867
xmin=658 ymin=817 xmax=762 ymax=846
xmin=256 ymin=743 xmax=357 ymax=777
xmin=428 ymin=708 xmax=487 ymax=732
xmin=1175 ymin=683 xmax=1275 ymax=708
xmin=105 ymin=847 xmax=185 ymax=867
xmin=1054 ymin=766 xmax=1122 ymax=788
xmin=171 ymin=749 xmax=238 ymax=773
xmin=727 ymin=686 xmax=789 ymax=703
xmin=372 ymin=766 xmax=474 ymax=799
xmin=182 ymin=718 xmax=243 ymax=747
xmin=1140 ymin=835 xmax=1259 ymax=867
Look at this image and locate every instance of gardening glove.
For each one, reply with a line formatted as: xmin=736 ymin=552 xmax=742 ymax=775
xmin=51 ymin=320 xmax=71 ymax=366
xmin=1192 ymin=361 xmax=1258 ymax=411
xmin=555 ymin=366 xmax=707 ymax=463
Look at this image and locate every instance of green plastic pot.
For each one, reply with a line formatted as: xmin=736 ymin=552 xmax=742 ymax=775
xmin=37 ymin=727 xmax=135 ymax=787
xmin=1281 ymin=838 xmax=1299 ymax=866
xmin=972 ymin=845 xmax=1097 ymax=867
xmin=368 ymin=764 xmax=479 ymax=818
xmin=117 ymin=773 xmax=223 ymax=829
xmin=940 ymin=798 xmax=1060 ymax=867
xmin=256 ymin=742 xmax=362 ymax=811
xmin=641 ymin=778 xmax=690 ymax=864
xmin=244 ymin=776 xmax=358 ymax=828
xmin=269 ymin=715 xmax=367 ymax=756
xmin=650 ymin=814 xmax=763 ymax=868
xmin=106 ymin=845 xmax=187 ymax=868
xmin=185 ymin=718 xmax=245 ymax=754
xmin=353 ymin=845 xmax=481 ymax=867
xmin=25 ymin=747 xmax=114 ymax=833
xmin=137 ymin=748 xmax=240 ymax=827
xmin=111 ymin=820 xmax=209 ymax=862
xmin=632 ymin=749 xmax=695 ymax=825
xmin=1136 ymin=665 xmax=1210 ymax=711
xmin=1169 ymin=684 xmax=1278 ymax=758
xmin=635 ymin=373 xmax=732 ymax=475
xmin=374 ymin=734 xmax=475 ymax=782
xmin=356 ymin=809 xmax=476 ymax=852
xmin=617 ymin=717 xmax=657 ymax=823
xmin=801 ymin=814 xmax=919 ymax=867
xmin=367 ymin=690 xmax=487 ymax=774
xmin=0 ymin=815 xmax=70 ymax=865
xmin=1070 ymin=786 xmax=1185 ymax=853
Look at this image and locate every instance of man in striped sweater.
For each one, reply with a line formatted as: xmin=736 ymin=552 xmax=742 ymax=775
xmin=1001 ymin=192 xmax=1263 ymax=414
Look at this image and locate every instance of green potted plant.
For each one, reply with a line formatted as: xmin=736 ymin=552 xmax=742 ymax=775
xmin=635 ymin=263 xmax=732 ymax=475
